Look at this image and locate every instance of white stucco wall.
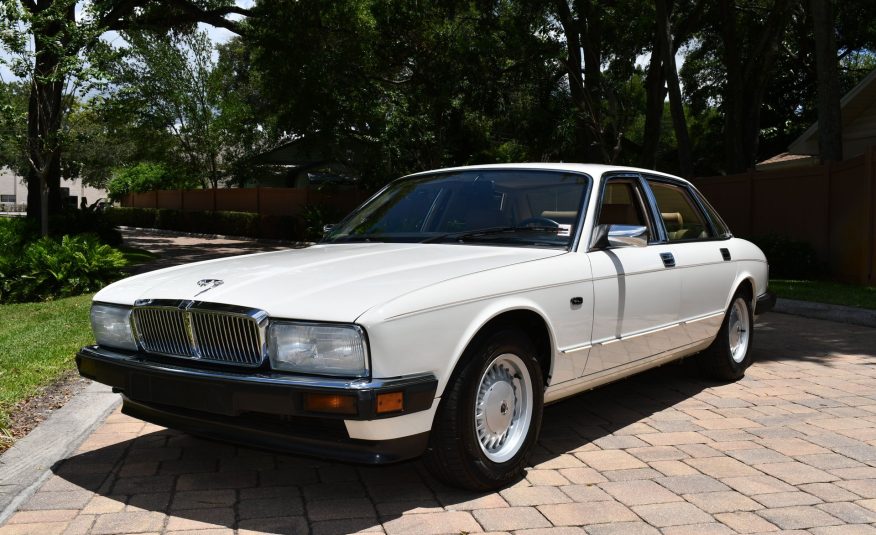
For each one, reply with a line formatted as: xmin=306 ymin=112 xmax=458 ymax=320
xmin=0 ymin=167 xmax=107 ymax=208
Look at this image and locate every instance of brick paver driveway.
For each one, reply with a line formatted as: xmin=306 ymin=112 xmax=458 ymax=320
xmin=3 ymin=233 xmax=876 ymax=535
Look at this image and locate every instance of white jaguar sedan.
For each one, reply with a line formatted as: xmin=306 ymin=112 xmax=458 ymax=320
xmin=79 ymin=164 xmax=775 ymax=490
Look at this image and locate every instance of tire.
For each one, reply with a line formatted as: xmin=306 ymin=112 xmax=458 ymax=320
xmin=424 ymin=328 xmax=544 ymax=491
xmin=701 ymin=290 xmax=754 ymax=381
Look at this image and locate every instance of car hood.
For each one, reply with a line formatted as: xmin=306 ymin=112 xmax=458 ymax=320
xmin=95 ymin=243 xmax=566 ymax=322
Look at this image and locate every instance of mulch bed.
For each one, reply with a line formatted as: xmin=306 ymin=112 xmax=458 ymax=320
xmin=0 ymin=371 xmax=91 ymax=454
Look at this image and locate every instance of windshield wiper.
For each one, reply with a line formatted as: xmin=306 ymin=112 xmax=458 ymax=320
xmin=421 ymin=226 xmax=560 ymax=244
xmin=326 ymin=234 xmax=389 ymax=243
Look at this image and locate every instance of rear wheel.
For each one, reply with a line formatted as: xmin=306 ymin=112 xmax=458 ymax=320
xmin=424 ymin=329 xmax=543 ymax=490
xmin=701 ymin=290 xmax=754 ymax=381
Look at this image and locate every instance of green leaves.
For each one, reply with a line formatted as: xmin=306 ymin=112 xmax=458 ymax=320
xmin=107 ymin=161 xmax=195 ymax=200
xmin=0 ymin=220 xmax=127 ymax=304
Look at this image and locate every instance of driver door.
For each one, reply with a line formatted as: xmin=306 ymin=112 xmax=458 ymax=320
xmin=582 ymin=176 xmax=684 ymax=376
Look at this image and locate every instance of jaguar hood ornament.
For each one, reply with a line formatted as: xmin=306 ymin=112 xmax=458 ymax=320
xmin=194 ymin=278 xmax=224 ymax=296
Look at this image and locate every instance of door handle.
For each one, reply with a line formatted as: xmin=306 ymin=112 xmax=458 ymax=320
xmin=660 ymin=252 xmax=675 ymax=268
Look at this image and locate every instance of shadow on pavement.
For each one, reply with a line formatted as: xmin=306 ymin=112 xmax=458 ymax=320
xmin=51 ymin=364 xmax=714 ymax=534
xmin=752 ymin=313 xmax=876 ymax=364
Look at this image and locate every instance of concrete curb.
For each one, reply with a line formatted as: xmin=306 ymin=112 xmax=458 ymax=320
xmin=117 ymin=225 xmax=313 ymax=247
xmin=774 ymin=297 xmax=876 ymax=329
xmin=0 ymin=382 xmax=120 ymax=525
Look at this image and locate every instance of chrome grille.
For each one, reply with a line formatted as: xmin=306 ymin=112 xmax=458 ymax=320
xmin=133 ymin=307 xmax=193 ymax=357
xmin=132 ymin=302 xmax=265 ymax=367
xmin=190 ymin=311 xmax=262 ymax=365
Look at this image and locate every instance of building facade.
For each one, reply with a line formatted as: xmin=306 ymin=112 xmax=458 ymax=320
xmin=0 ymin=167 xmax=108 ymax=211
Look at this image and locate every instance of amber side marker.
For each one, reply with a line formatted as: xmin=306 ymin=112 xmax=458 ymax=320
xmin=304 ymin=393 xmax=358 ymax=415
xmin=376 ymin=391 xmax=404 ymax=414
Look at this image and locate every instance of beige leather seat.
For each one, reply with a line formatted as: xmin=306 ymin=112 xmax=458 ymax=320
xmin=540 ymin=210 xmax=578 ymax=224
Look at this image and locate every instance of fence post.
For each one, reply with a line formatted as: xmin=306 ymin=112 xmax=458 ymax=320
xmin=825 ymin=160 xmax=832 ymax=273
xmin=212 ymin=188 xmax=217 ymax=212
xmin=747 ymin=168 xmax=755 ymax=237
xmin=868 ymin=145 xmax=876 ymax=285
xmin=153 ymin=190 xmax=158 ymax=209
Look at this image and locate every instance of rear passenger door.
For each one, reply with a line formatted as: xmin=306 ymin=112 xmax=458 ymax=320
xmin=645 ymin=177 xmax=736 ymax=342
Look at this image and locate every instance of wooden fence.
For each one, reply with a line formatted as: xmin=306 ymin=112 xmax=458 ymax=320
xmin=122 ymin=187 xmax=370 ymax=219
xmin=691 ymin=146 xmax=876 ymax=286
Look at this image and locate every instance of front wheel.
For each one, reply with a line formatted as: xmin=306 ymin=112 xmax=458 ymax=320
xmin=424 ymin=329 xmax=544 ymax=490
xmin=701 ymin=291 xmax=754 ymax=381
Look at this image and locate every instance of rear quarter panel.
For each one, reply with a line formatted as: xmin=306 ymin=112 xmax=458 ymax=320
xmin=726 ymin=238 xmax=770 ymax=306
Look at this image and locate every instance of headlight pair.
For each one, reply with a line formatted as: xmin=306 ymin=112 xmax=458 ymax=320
xmin=90 ymin=304 xmax=369 ymax=377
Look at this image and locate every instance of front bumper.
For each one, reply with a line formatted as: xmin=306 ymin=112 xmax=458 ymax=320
xmin=755 ymin=290 xmax=777 ymax=315
xmin=76 ymin=345 xmax=438 ymax=463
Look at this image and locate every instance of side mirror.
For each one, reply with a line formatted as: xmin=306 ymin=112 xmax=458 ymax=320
xmin=592 ymin=224 xmax=649 ymax=249
xmin=322 ymin=224 xmax=336 ymax=235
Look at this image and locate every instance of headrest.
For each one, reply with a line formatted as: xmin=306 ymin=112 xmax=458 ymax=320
xmin=661 ymin=212 xmax=683 ymax=228
xmin=541 ymin=210 xmax=578 ymax=222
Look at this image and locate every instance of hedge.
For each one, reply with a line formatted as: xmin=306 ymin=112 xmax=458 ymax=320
xmin=106 ymin=207 xmax=304 ymax=241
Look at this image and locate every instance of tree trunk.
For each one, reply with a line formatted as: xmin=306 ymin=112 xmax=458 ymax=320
xmin=640 ymin=37 xmax=666 ymax=170
xmin=578 ymin=0 xmax=609 ymax=162
xmin=24 ymin=0 xmax=70 ymax=232
xmin=810 ymin=0 xmax=843 ymax=162
xmin=655 ymin=0 xmax=694 ymax=177
xmin=554 ymin=0 xmax=590 ymax=161
xmin=719 ymin=0 xmax=796 ymax=174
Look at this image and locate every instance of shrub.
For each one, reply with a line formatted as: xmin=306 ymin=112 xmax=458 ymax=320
xmin=49 ymin=209 xmax=123 ymax=247
xmin=105 ymin=207 xmax=157 ymax=228
xmin=211 ymin=211 xmax=260 ymax=237
xmin=0 ymin=234 xmax=127 ymax=303
xmin=750 ymin=234 xmax=823 ymax=279
xmin=301 ymin=203 xmax=341 ymax=241
xmin=0 ymin=217 xmax=37 ymax=251
xmin=154 ymin=208 xmax=186 ymax=231
xmin=260 ymin=215 xmax=302 ymax=240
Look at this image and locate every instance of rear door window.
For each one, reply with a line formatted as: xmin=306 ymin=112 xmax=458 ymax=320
xmin=647 ymin=181 xmax=713 ymax=241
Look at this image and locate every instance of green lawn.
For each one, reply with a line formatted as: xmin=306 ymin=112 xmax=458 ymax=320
xmin=0 ymin=294 xmax=94 ymax=438
xmin=770 ymin=279 xmax=876 ymax=310
xmin=119 ymin=246 xmax=158 ymax=265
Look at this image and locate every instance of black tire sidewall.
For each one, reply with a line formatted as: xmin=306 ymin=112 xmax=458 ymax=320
xmin=454 ymin=329 xmax=544 ymax=484
xmin=714 ymin=294 xmax=755 ymax=379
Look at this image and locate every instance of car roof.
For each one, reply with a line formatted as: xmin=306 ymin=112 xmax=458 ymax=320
xmin=402 ymin=163 xmax=693 ymax=187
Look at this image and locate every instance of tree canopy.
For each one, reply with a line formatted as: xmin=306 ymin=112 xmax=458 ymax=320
xmin=0 ymin=0 xmax=875 ymax=227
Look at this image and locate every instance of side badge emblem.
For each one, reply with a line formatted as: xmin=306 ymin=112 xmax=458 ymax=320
xmin=195 ymin=279 xmax=224 ymax=296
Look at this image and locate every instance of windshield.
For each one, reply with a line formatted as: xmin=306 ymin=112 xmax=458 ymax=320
xmin=323 ymin=169 xmax=590 ymax=248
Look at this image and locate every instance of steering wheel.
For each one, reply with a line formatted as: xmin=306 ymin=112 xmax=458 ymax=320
xmin=517 ymin=217 xmax=560 ymax=228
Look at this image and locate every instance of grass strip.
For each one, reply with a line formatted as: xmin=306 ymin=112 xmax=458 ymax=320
xmin=0 ymin=293 xmax=94 ymax=435
xmin=770 ymin=279 xmax=876 ymax=310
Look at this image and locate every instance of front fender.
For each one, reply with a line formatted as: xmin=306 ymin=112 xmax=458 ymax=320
xmin=356 ymin=252 xmax=594 ymax=396
xmin=362 ymin=297 xmax=561 ymax=398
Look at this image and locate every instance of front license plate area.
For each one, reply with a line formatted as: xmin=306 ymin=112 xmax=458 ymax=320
xmin=128 ymin=373 xmax=235 ymax=416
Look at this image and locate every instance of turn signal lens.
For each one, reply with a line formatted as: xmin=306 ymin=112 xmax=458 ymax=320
xmin=304 ymin=393 xmax=357 ymax=415
xmin=376 ymin=392 xmax=404 ymax=414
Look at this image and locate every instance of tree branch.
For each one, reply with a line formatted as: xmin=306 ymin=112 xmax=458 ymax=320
xmin=105 ymin=0 xmax=254 ymax=35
